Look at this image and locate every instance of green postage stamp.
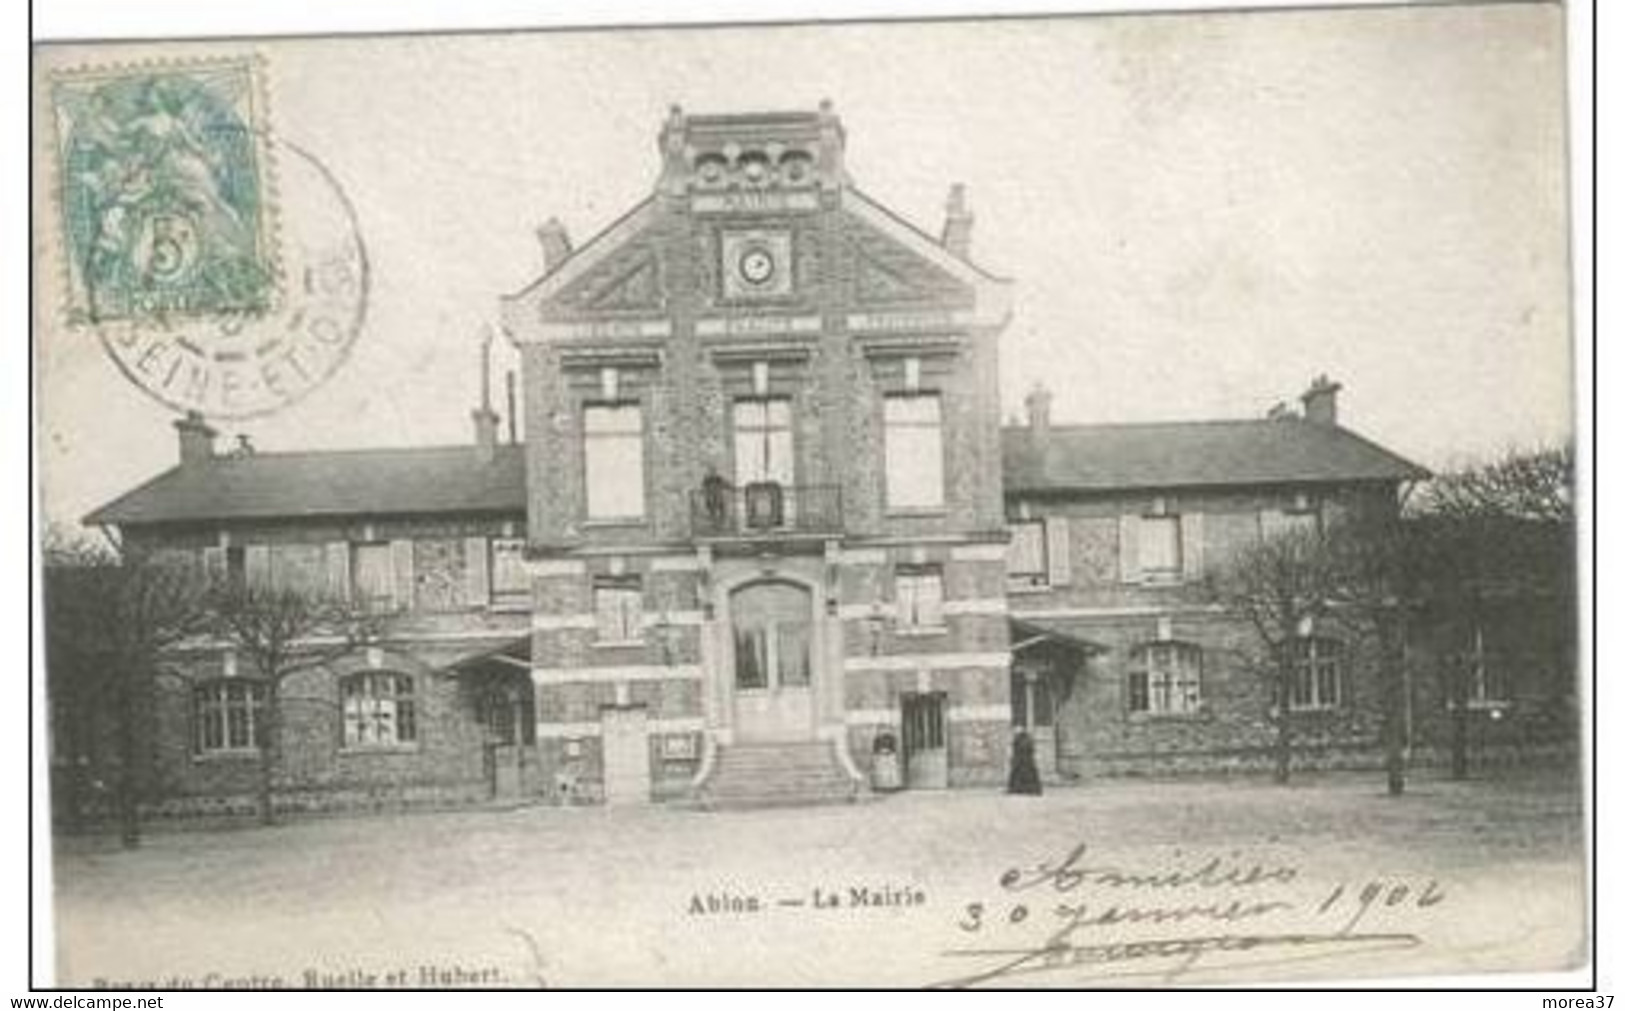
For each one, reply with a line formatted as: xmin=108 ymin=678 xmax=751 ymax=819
xmin=51 ymin=59 xmax=278 ymax=323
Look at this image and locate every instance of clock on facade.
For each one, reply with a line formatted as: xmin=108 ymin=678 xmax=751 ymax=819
xmin=739 ymin=246 xmax=776 ymax=286
xmin=721 ymin=230 xmax=794 ymax=299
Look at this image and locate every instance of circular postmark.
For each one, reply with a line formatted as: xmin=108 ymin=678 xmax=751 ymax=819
xmin=90 ymin=135 xmax=369 ymax=419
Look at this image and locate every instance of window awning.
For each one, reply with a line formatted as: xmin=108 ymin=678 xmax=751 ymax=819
xmin=1009 ymin=618 xmax=1107 ymax=656
xmin=447 ymin=635 xmax=532 ymax=675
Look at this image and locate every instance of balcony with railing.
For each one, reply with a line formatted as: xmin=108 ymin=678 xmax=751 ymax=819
xmin=689 ymin=482 xmax=844 ymax=540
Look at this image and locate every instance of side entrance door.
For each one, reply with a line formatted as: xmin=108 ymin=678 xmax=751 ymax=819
xmin=601 ymin=706 xmax=651 ymax=806
xmin=901 ymin=691 xmax=949 ymax=789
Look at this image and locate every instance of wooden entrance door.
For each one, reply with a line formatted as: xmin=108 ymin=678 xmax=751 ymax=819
xmin=1011 ymin=664 xmax=1059 ymax=780
xmin=731 ymin=581 xmax=815 ymax=741
xmin=901 ymin=691 xmax=949 ymax=789
xmin=482 ymin=675 xmax=535 ymax=802
xmin=601 ymin=706 xmax=651 ymax=806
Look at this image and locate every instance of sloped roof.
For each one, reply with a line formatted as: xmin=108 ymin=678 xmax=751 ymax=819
xmin=86 ymin=418 xmax=1427 ymax=527
xmin=1003 ymin=418 xmax=1428 ymax=494
xmin=85 ymin=444 xmax=526 ymax=526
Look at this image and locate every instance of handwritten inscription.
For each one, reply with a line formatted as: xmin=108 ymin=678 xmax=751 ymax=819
xmin=932 ymin=839 xmax=1445 ymax=988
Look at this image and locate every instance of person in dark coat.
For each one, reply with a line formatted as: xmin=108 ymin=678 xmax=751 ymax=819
xmin=1008 ymin=730 xmax=1043 ymax=795
xmin=700 ymin=467 xmax=731 ymax=532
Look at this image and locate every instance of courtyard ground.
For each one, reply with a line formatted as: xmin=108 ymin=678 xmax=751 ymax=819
xmin=51 ymin=767 xmax=1587 ymax=989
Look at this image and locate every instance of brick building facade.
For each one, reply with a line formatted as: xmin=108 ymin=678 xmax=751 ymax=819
xmin=68 ymin=105 xmax=1571 ymax=819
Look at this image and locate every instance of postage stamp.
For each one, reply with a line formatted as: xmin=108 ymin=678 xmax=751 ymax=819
xmin=50 ymin=59 xmax=279 ymax=324
xmin=43 ymin=56 xmax=368 ymax=420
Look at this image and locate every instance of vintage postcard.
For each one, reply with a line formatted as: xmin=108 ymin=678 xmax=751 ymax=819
xmin=31 ymin=2 xmax=1586 ymax=990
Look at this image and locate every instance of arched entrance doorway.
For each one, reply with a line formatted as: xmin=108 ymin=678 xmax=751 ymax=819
xmin=729 ymin=580 xmax=816 ymax=741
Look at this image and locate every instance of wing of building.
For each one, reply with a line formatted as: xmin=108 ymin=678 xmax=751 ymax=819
xmin=64 ymin=105 xmax=1572 ymax=821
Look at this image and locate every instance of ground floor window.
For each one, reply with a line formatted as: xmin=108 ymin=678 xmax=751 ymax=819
xmin=1289 ymin=637 xmax=1342 ymax=710
xmin=342 ymin=672 xmax=416 ymax=747
xmin=594 ymin=577 xmax=644 ymax=644
xmin=193 ymin=680 xmax=265 ymax=754
xmin=1128 ymin=642 xmax=1202 ymax=714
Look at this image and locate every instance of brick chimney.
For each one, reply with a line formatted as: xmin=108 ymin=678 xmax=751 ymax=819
xmin=942 ymin=184 xmax=974 ymax=259
xmin=1024 ymin=381 xmax=1053 ymax=447
xmin=536 ymin=217 xmax=572 ymax=273
xmin=174 ymin=411 xmax=217 ymax=468
xmin=472 ymin=330 xmax=501 ymax=462
xmin=1300 ymin=374 xmax=1342 ymax=426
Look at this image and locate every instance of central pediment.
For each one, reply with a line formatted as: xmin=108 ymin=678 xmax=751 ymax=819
xmin=501 ymin=105 xmax=1011 ymax=340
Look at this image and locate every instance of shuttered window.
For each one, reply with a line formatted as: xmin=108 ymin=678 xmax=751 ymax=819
xmin=352 ymin=543 xmax=394 ymax=614
xmin=490 ymin=538 xmax=529 ymax=599
xmin=1008 ymin=520 xmax=1047 ymax=586
xmin=1140 ymin=516 xmax=1182 ymax=582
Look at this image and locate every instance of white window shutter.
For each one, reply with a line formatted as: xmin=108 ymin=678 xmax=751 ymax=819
xmin=1118 ymin=514 xmax=1141 ymax=583
xmin=465 ymin=536 xmax=490 ymax=607
xmin=245 ymin=545 xmax=272 ymax=589
xmin=201 ymin=546 xmax=226 ymax=587
xmin=390 ymin=539 xmax=415 ymax=611
xmin=325 ymin=542 xmax=351 ymax=601
xmin=1180 ymin=512 xmax=1205 ymax=581
xmin=1045 ymin=517 xmax=1072 ymax=587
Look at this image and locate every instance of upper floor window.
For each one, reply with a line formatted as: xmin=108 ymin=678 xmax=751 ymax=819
xmin=1139 ymin=515 xmax=1183 ymax=582
xmin=352 ymin=542 xmax=395 ymax=613
xmin=594 ymin=577 xmax=644 ymax=645
xmin=895 ymin=566 xmax=945 ymax=632
xmin=490 ymin=538 xmax=529 ymax=601
xmin=342 ymin=672 xmax=416 ymax=747
xmin=1262 ymin=499 xmax=1321 ymax=542
xmin=733 ymin=397 xmax=794 ymax=487
xmin=193 ymin=680 xmax=265 ymax=754
xmin=584 ymin=403 xmax=645 ymax=521
xmin=1128 ymin=642 xmax=1202 ymax=714
xmin=883 ymin=393 xmax=944 ymax=511
xmin=1008 ymin=520 xmax=1048 ymax=587
xmin=1289 ymin=637 xmax=1342 ymax=710
xmin=224 ymin=546 xmax=247 ymax=590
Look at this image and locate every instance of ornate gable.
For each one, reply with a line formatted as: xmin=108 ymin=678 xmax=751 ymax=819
xmin=844 ymin=215 xmax=977 ymax=308
xmin=547 ymin=248 xmax=666 ymax=316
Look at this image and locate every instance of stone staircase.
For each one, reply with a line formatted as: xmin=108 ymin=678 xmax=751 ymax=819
xmin=698 ymin=740 xmax=864 ymax=811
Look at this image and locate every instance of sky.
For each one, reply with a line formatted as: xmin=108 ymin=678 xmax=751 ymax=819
xmin=33 ymin=2 xmax=1573 ymax=529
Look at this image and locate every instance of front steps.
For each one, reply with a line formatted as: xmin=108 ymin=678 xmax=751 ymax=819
xmin=698 ymin=740 xmax=864 ymax=811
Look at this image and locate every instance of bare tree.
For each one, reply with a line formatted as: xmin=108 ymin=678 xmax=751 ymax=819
xmin=205 ymin=581 xmax=384 ymax=825
xmin=1321 ymin=515 xmax=1417 ymax=795
xmin=1414 ymin=443 xmax=1573 ymax=523
xmin=1407 ymin=444 xmax=1577 ymax=779
xmin=42 ymin=527 xmax=210 ymax=846
xmin=1203 ymin=525 xmax=1340 ymax=784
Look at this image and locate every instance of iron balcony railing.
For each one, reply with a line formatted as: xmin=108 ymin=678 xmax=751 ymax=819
xmin=689 ymin=481 xmax=844 ymax=538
